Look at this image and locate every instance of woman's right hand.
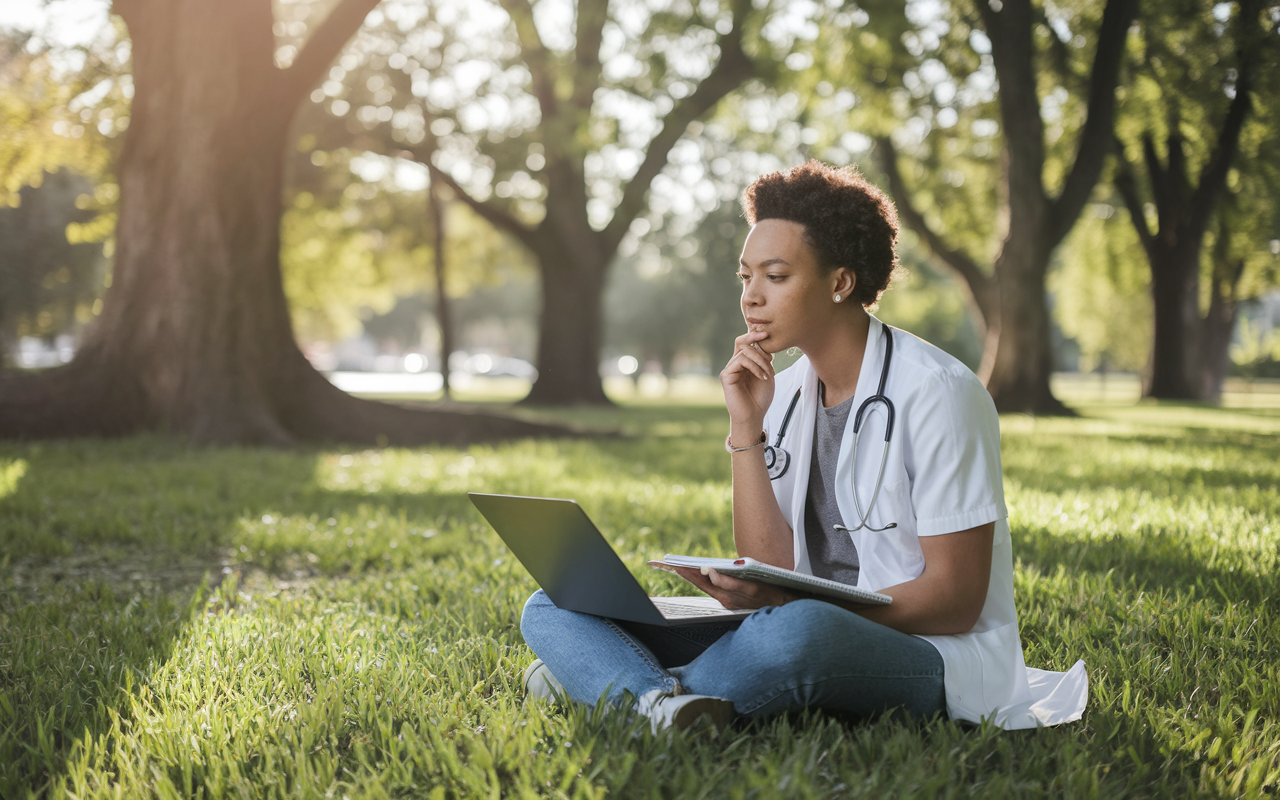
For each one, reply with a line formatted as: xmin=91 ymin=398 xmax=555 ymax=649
xmin=720 ymin=329 xmax=775 ymax=434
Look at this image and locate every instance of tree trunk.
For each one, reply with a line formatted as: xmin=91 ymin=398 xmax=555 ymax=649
xmin=981 ymin=212 xmax=1072 ymax=414
xmin=429 ymin=178 xmax=453 ymax=400
xmin=1144 ymin=244 xmax=1203 ymax=400
xmin=1199 ymin=236 xmax=1246 ymax=402
xmin=524 ymin=248 xmax=611 ymax=405
xmin=0 ymin=0 xmax=566 ymax=445
xmin=1200 ymin=277 xmax=1239 ymax=403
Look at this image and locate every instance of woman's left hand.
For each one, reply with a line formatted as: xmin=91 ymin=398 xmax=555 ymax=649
xmin=668 ymin=565 xmax=795 ymax=610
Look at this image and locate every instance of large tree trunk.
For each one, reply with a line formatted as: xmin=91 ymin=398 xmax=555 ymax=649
xmin=518 ymin=157 xmax=613 ymax=406
xmin=524 ymin=248 xmax=611 ymax=406
xmin=0 ymin=0 xmax=566 ymax=445
xmin=1144 ymin=244 xmax=1203 ymax=399
xmin=982 ymin=230 xmax=1070 ymax=413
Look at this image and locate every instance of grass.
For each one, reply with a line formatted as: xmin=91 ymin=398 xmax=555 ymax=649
xmin=1 ymin=395 xmax=1278 ymax=798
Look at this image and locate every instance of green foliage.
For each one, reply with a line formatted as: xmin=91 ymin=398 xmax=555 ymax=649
xmin=280 ymin=191 xmax=417 ymax=343
xmin=279 ymin=153 xmax=536 ymax=346
xmin=1051 ymin=202 xmax=1153 ymax=372
xmin=0 ymin=23 xmax=131 ymax=354
xmin=1231 ymin=316 xmax=1280 ymax=378
xmin=0 ymin=23 xmax=129 ymax=220
xmin=0 ymin=170 xmax=105 ymax=346
xmin=291 ymin=0 xmax=773 ymax=235
xmin=1217 ymin=111 xmax=1280 ymax=305
xmin=3 ymin=399 xmax=1280 ymax=797
xmin=0 ymin=36 xmax=94 ymax=205
xmin=606 ymin=199 xmax=747 ymax=374
xmin=803 ymin=0 xmax=1042 ymax=268
xmin=876 ymin=253 xmax=984 ymax=370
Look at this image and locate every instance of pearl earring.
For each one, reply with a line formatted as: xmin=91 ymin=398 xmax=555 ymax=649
xmin=834 ymin=294 xmax=842 ymax=303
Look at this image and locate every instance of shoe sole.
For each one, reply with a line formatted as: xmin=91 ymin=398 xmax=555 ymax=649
xmin=670 ymin=697 xmax=737 ymax=731
xmin=522 ymin=660 xmax=562 ymax=702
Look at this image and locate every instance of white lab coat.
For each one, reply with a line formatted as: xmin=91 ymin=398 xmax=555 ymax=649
xmin=763 ymin=316 xmax=1088 ymax=729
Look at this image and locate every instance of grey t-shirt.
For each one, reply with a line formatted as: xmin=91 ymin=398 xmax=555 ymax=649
xmin=804 ymin=383 xmax=860 ymax=584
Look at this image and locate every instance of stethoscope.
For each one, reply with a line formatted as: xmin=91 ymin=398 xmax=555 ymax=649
xmin=764 ymin=325 xmax=897 ymax=532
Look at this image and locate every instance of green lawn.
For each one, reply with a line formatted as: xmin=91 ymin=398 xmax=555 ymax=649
xmin=1 ymin=398 xmax=1278 ymax=798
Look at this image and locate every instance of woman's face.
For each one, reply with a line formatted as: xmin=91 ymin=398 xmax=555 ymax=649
xmin=737 ymin=218 xmax=845 ymax=354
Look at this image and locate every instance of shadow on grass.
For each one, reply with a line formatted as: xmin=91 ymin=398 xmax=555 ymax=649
xmin=0 ymin=567 xmax=216 ymax=797
xmin=1005 ymin=431 xmax=1280 ymax=496
xmin=1013 ymin=523 xmax=1276 ymax=606
xmin=550 ymin=694 xmax=1233 ymax=797
xmin=0 ymin=443 xmax=394 ymax=796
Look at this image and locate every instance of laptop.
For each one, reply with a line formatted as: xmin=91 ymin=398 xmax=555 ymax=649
xmin=468 ymin=492 xmax=751 ymax=626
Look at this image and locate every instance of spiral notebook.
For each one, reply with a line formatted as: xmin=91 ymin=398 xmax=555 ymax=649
xmin=649 ymin=555 xmax=892 ymax=606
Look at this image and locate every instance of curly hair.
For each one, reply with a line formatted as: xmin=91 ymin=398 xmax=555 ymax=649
xmin=742 ymin=161 xmax=900 ymax=307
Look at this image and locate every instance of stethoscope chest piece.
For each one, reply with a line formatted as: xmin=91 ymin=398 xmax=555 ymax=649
xmin=764 ymin=444 xmax=790 ymax=480
xmin=765 ymin=386 xmax=804 ymax=482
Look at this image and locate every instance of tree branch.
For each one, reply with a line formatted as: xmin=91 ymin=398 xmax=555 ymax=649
xmin=407 ymin=146 xmax=538 ymax=250
xmin=874 ymin=137 xmax=997 ymax=323
xmin=600 ymin=0 xmax=755 ymax=254
xmin=1047 ymin=0 xmax=1139 ymax=246
xmin=1113 ymin=139 xmax=1155 ymax=254
xmin=277 ymin=0 xmax=382 ymax=110
xmin=1140 ymin=131 xmax=1167 ymax=210
xmin=1037 ymin=6 xmax=1082 ymax=92
xmin=980 ymin=0 xmax=1052 ymax=238
xmin=1188 ymin=41 xmax=1254 ymax=224
xmin=571 ymin=0 xmax=608 ymax=111
xmin=498 ymin=0 xmax=558 ymax=119
xmin=975 ymin=0 xmax=999 ymax=35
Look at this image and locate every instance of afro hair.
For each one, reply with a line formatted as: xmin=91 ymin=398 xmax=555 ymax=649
xmin=742 ymin=161 xmax=900 ymax=307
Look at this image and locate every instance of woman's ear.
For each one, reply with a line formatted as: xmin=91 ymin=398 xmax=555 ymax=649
xmin=832 ymin=268 xmax=857 ymax=304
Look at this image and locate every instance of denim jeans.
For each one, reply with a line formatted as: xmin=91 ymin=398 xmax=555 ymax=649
xmin=519 ymin=590 xmax=946 ymax=720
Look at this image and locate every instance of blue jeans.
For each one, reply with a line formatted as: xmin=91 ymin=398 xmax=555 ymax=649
xmin=519 ymin=590 xmax=945 ymax=720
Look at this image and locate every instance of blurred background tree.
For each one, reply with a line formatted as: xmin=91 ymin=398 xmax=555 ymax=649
xmin=1114 ymin=0 xmax=1280 ymax=401
xmin=0 ymin=26 xmax=124 ymax=368
xmin=864 ymin=0 xmax=1138 ymax=414
xmin=293 ymin=0 xmax=768 ymax=404
xmin=0 ymin=170 xmax=105 ymax=367
xmin=1050 ymin=197 xmax=1153 ymax=376
xmin=0 ymin=0 xmax=555 ymax=444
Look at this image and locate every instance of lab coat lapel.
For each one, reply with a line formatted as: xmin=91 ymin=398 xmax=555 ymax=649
xmin=788 ymin=363 xmax=820 ymax=574
xmin=789 ymin=316 xmax=885 ymax=574
xmin=833 ymin=316 xmax=888 ymax=586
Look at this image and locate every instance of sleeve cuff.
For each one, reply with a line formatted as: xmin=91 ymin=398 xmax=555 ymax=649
xmin=916 ymin=502 xmax=1007 ymax=537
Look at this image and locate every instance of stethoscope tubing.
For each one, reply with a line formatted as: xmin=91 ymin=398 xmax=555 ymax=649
xmin=766 ymin=326 xmax=897 ymax=532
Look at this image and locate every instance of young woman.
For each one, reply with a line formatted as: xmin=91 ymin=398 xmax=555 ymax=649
xmin=520 ymin=161 xmax=1087 ymax=731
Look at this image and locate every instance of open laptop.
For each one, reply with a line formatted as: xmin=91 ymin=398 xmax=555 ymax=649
xmin=469 ymin=492 xmax=751 ymax=626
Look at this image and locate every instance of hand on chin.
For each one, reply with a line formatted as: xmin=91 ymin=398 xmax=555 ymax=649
xmin=755 ymin=336 xmax=787 ymax=355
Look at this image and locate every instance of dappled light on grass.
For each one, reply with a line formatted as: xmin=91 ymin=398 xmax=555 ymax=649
xmin=0 ymin=458 xmax=25 ymax=499
xmin=1 ymin=400 xmax=1278 ymax=797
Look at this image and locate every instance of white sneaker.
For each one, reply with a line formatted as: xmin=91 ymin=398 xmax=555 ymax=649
xmin=522 ymin=659 xmax=564 ymax=702
xmin=636 ymin=689 xmax=736 ymax=733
